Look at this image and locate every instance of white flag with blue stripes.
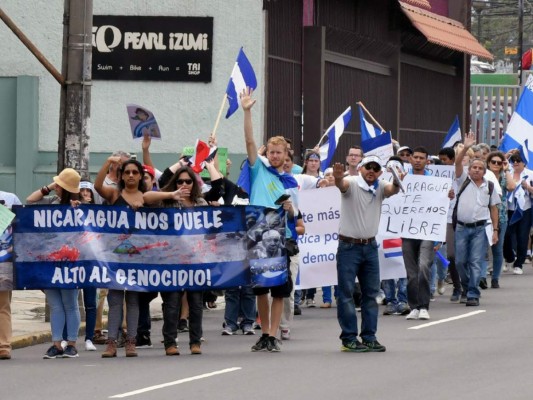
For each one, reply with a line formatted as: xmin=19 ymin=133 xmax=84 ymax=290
xmin=319 ymin=107 xmax=352 ymax=171
xmin=500 ymin=74 xmax=533 ymax=168
xmin=442 ymin=115 xmax=461 ymax=148
xmin=359 ymin=105 xmax=383 ymax=142
xmin=225 ymin=48 xmax=257 ymax=119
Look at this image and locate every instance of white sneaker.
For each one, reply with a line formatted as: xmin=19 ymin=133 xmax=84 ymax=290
xmin=437 ymin=280 xmax=446 ymax=295
xmin=306 ymin=299 xmax=316 ymax=308
xmin=376 ymin=291 xmax=386 ymax=305
xmin=85 ymin=339 xmax=97 ymax=351
xmin=280 ymin=329 xmax=290 ymax=340
xmin=514 ymin=267 xmax=524 ymax=275
xmin=418 ymin=309 xmax=430 ymax=320
xmin=60 ymin=340 xmax=68 ymax=350
xmin=406 ymin=309 xmax=420 ymax=320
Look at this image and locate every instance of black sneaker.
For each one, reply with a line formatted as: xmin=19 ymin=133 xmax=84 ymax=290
xmin=178 ymin=319 xmax=189 ymax=333
xmin=362 ymin=340 xmax=386 ymax=352
xmin=491 ymin=279 xmax=500 ymax=289
xmin=267 ymin=336 xmax=281 ymax=352
xmin=251 ymin=335 xmax=269 ymax=352
xmin=459 ymin=292 xmax=468 ymax=304
xmin=136 ymin=334 xmax=153 ymax=348
xmin=294 ymin=305 xmax=302 ymax=316
xmin=341 ymin=340 xmax=369 ymax=353
xmin=450 ymin=289 xmax=461 ymax=303
xmin=43 ymin=345 xmax=64 ymax=359
xmin=479 ymin=278 xmax=488 ymax=290
xmin=466 ymin=298 xmax=479 ymax=306
xmin=63 ymin=345 xmax=79 ymax=358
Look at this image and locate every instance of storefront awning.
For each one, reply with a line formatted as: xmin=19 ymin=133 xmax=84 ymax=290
xmin=399 ymin=1 xmax=493 ymax=60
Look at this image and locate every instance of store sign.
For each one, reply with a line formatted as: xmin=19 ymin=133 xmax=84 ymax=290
xmin=92 ymin=16 xmax=213 ymax=82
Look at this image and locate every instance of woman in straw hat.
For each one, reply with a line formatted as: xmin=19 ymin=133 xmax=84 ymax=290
xmin=26 ymin=168 xmax=82 ymax=359
xmin=94 ymin=156 xmax=146 ymax=358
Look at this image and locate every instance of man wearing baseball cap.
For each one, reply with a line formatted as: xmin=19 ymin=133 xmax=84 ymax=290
xmin=333 ymin=154 xmax=404 ymax=353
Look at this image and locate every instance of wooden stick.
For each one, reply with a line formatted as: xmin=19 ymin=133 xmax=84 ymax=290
xmin=211 ymin=93 xmax=228 ymax=139
xmin=357 ymin=101 xmax=385 ymax=133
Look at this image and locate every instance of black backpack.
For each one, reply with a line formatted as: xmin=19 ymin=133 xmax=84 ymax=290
xmin=452 ymin=177 xmax=494 ymax=231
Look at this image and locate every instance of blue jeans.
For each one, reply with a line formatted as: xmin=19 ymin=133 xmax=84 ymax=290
xmin=455 ymin=225 xmax=488 ymax=299
xmin=382 ymin=278 xmax=407 ymax=304
xmin=322 ymin=286 xmax=338 ymax=304
xmin=431 ymin=243 xmax=447 ymax=293
xmin=46 ymin=289 xmax=80 ymax=342
xmin=83 ymin=288 xmax=97 ymax=341
xmin=224 ymin=286 xmax=256 ymax=331
xmin=336 ymin=240 xmax=380 ymax=343
xmin=491 ymin=221 xmax=508 ymax=280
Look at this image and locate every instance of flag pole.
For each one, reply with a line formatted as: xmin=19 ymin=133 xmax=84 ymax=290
xmin=211 ymin=93 xmax=228 ymax=139
xmin=357 ymin=101 xmax=385 ymax=133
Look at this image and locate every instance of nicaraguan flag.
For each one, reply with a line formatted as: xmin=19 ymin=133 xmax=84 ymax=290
xmin=319 ymin=107 xmax=352 ymax=171
xmin=361 ymin=132 xmax=394 ymax=163
xmin=189 ymin=140 xmax=217 ymax=173
xmin=359 ymin=105 xmax=383 ymax=142
xmin=499 ymin=74 xmax=533 ymax=169
xmin=225 ymin=48 xmax=258 ymax=119
xmin=508 ymin=174 xmax=529 ymax=225
xmin=383 ymin=238 xmax=403 ymax=258
xmin=442 ymin=115 xmax=461 ymax=148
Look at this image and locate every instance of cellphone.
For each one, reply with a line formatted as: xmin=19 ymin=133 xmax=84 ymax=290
xmin=275 ymin=194 xmax=290 ymax=205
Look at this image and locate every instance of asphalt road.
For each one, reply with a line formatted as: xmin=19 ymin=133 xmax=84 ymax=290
xmin=3 ymin=268 xmax=533 ymax=400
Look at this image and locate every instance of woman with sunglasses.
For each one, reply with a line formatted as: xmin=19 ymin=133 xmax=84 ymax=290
xmin=95 ymin=157 xmax=146 ymax=358
xmin=26 ymin=168 xmax=82 ymax=359
xmin=503 ymin=152 xmax=533 ymax=276
xmin=143 ymin=166 xmax=207 ymax=355
xmin=486 ymin=152 xmax=516 ymax=287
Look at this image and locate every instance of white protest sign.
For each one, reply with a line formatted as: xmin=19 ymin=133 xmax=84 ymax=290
xmin=297 ymin=186 xmax=340 ymax=289
xmin=378 ymin=175 xmax=451 ymax=241
xmin=403 ymin=164 xmax=455 ymax=181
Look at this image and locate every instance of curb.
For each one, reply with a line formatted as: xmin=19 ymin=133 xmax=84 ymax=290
xmin=11 ymin=323 xmax=88 ymax=350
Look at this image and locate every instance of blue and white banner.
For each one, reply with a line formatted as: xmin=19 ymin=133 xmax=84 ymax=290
xmin=319 ymin=106 xmax=352 ymax=171
xmin=13 ymin=205 xmax=288 ymax=291
xmin=359 ymin=105 xmax=383 ymax=142
xmin=225 ymin=48 xmax=257 ymax=119
xmin=361 ymin=131 xmax=394 ymax=164
xmin=500 ymin=74 xmax=533 ymax=169
xmin=442 ymin=115 xmax=461 ymax=149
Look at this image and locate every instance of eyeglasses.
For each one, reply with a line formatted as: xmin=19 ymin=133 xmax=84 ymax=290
xmin=123 ymin=169 xmax=140 ymax=176
xmin=364 ymin=164 xmax=381 ymax=172
xmin=489 ymin=160 xmax=503 ymax=166
xmin=177 ymin=179 xmax=193 ymax=185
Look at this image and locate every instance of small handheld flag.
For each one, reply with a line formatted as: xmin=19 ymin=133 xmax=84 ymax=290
xmin=318 ymin=107 xmax=352 ymax=171
xmin=225 ymin=48 xmax=257 ymax=119
xmin=441 ymin=115 xmax=461 ymax=149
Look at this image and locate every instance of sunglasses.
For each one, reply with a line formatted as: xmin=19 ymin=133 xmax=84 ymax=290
xmin=123 ymin=169 xmax=140 ymax=175
xmin=364 ymin=164 xmax=381 ymax=172
xmin=398 ymin=152 xmax=411 ymax=157
xmin=489 ymin=160 xmax=503 ymax=166
xmin=511 ymin=159 xmax=523 ymax=163
xmin=176 ymin=179 xmax=193 ymax=185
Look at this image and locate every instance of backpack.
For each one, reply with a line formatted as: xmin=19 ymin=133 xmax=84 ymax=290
xmin=452 ymin=177 xmax=494 ymax=231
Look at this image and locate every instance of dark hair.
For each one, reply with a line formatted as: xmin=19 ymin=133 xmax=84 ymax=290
xmin=285 ymin=151 xmax=294 ymax=162
xmin=487 ymin=151 xmax=506 ymax=171
xmin=119 ymin=159 xmax=146 ymax=193
xmin=388 ymin=155 xmax=403 ymax=165
xmin=161 ymin=166 xmax=202 ymax=204
xmin=438 ymin=147 xmax=455 ymax=160
xmin=59 ymin=190 xmax=79 ymax=205
xmin=412 ymin=146 xmax=429 ymax=158
xmin=80 ymin=180 xmax=95 ymax=204
xmin=302 ymin=150 xmax=321 ymax=174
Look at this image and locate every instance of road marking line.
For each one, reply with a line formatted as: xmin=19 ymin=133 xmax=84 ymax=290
xmin=109 ymin=367 xmax=242 ymax=398
xmin=408 ymin=310 xmax=486 ymax=330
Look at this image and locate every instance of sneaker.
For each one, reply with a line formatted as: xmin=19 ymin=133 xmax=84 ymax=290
xmin=251 ymin=335 xmax=269 ymax=352
xmin=383 ymin=303 xmax=397 ymax=316
xmin=242 ymin=325 xmax=255 ymax=335
xmin=450 ymin=290 xmax=461 ymax=303
xmin=437 ymin=280 xmax=446 ymax=295
xmin=267 ymin=336 xmax=281 ymax=352
xmin=221 ymin=327 xmax=237 ymax=336
xmin=63 ymin=345 xmax=79 ymax=358
xmin=503 ymin=262 xmax=513 ymax=272
xmin=429 ymin=293 xmax=435 ymax=302
xmin=405 ymin=309 xmax=420 ymax=320
xmin=375 ymin=291 xmax=386 ymax=305
xmin=341 ymin=340 xmax=369 ymax=353
xmin=135 ymin=334 xmax=153 ymax=348
xmin=43 ymin=345 xmax=64 ymax=359
xmin=397 ymin=302 xmax=411 ymax=315
xmin=0 ymin=351 xmax=11 ymax=360
xmin=491 ymin=279 xmax=500 ymax=289
xmin=294 ymin=305 xmax=302 ymax=316
xmin=306 ymin=299 xmax=316 ymax=308
xmin=526 ymin=255 xmax=532 ymax=264
xmin=85 ymin=339 xmax=97 ymax=351
xmin=177 ymin=319 xmax=189 ymax=333
xmin=418 ymin=309 xmax=430 ymax=320
xmin=466 ymin=298 xmax=479 ymax=306
xmin=362 ymin=340 xmax=386 ymax=352
xmin=460 ymin=292 xmax=468 ymax=304
xmin=479 ymin=277 xmax=488 ymax=289
xmin=320 ymin=302 xmax=332 ymax=308
xmin=190 ymin=343 xmax=202 ymax=355
xmin=60 ymin=340 xmax=68 ymax=350
xmin=280 ymin=329 xmax=290 ymax=340
xmin=514 ymin=267 xmax=524 ymax=275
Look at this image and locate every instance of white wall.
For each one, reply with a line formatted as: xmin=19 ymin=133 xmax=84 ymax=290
xmin=0 ymin=0 xmax=265 ymax=156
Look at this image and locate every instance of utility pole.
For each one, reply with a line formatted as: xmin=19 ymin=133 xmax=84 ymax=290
xmin=518 ymin=0 xmax=524 ymax=84
xmin=57 ymin=0 xmax=93 ymax=177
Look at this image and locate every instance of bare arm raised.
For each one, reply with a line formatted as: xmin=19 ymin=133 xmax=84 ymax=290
xmin=455 ymin=132 xmax=475 ymax=179
xmin=241 ymin=87 xmax=258 ymax=166
xmin=333 ymin=163 xmax=349 ymax=193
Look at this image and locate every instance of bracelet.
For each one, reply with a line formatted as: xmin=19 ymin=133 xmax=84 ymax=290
xmin=40 ymin=186 xmax=50 ymax=196
xmin=493 ymin=228 xmax=499 ymax=232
